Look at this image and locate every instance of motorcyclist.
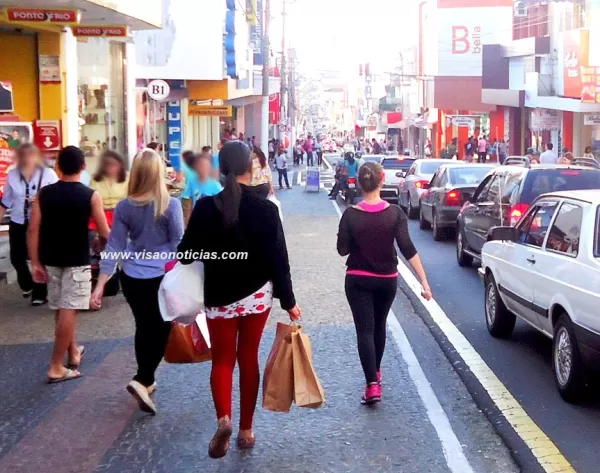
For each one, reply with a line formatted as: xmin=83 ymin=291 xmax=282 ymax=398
xmin=329 ymin=151 xmax=359 ymax=199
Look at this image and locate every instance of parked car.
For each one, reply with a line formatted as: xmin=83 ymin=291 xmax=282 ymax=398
xmin=381 ymin=156 xmax=416 ymax=203
xmin=456 ymin=164 xmax=600 ymax=267
xmin=419 ymin=164 xmax=497 ymax=240
xmin=398 ymin=159 xmax=449 ymax=218
xmin=480 ymin=190 xmax=600 ymax=402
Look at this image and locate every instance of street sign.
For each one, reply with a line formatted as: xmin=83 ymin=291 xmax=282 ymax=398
xmin=33 ymin=120 xmax=61 ymax=151
xmin=279 ymin=125 xmax=286 ymax=132
xmin=147 ymin=80 xmax=170 ymax=101
xmin=452 ymin=116 xmax=475 ymax=127
xmin=305 ymin=167 xmax=320 ymax=193
xmin=188 ymin=105 xmax=232 ymax=117
xmin=5 ymin=8 xmax=80 ymax=24
xmin=72 ymin=26 xmax=129 ymax=37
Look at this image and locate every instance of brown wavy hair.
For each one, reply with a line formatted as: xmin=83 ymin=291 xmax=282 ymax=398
xmin=93 ymin=150 xmax=127 ymax=183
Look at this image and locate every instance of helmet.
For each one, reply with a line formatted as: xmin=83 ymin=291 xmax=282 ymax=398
xmin=344 ymin=151 xmax=355 ymax=160
xmin=355 ymin=151 xmax=362 ymax=159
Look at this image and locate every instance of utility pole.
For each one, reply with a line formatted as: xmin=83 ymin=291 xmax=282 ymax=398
xmin=280 ymin=0 xmax=287 ymax=154
xmin=288 ymin=48 xmax=295 ymax=155
xmin=260 ymin=0 xmax=270 ymax=150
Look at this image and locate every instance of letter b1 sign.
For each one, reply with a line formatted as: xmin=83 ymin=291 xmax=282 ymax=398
xmin=147 ymin=79 xmax=170 ymax=101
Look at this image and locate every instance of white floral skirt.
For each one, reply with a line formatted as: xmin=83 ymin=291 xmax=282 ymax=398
xmin=205 ymin=281 xmax=273 ymax=320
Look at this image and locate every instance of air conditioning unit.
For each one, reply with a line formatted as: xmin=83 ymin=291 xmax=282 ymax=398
xmin=514 ymin=1 xmax=527 ymax=18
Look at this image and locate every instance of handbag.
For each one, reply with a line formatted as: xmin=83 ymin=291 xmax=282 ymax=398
xmin=164 ymin=313 xmax=211 ymax=364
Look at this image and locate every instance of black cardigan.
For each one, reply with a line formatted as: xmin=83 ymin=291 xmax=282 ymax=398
xmin=178 ymin=185 xmax=296 ymax=310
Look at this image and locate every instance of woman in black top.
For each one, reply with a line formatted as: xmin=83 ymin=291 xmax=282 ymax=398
xmin=178 ymin=141 xmax=301 ymax=459
xmin=337 ymin=161 xmax=432 ymax=405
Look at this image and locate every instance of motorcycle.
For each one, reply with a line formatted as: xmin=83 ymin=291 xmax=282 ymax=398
xmin=341 ymin=176 xmax=360 ymax=205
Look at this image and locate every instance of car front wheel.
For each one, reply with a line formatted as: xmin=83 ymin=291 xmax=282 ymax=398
xmin=484 ymin=273 xmax=515 ymax=338
xmin=553 ymin=315 xmax=586 ymax=403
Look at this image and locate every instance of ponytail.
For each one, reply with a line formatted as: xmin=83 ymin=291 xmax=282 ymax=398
xmin=215 ymin=140 xmax=252 ymax=228
xmin=216 ymin=172 xmax=242 ymax=228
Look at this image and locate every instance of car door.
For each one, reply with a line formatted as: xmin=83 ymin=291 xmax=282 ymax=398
xmin=421 ymin=169 xmax=442 ymax=221
xmin=463 ymin=175 xmax=493 ymax=250
xmin=430 ymin=168 xmax=449 ymax=216
xmin=496 ymin=201 xmax=558 ymax=326
xmin=401 ymin=162 xmax=418 ymax=206
xmin=472 ymin=174 xmax=503 ymax=253
xmin=532 ymin=200 xmax=583 ymax=334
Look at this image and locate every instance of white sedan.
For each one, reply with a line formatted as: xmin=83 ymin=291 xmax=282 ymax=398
xmin=480 ymin=190 xmax=600 ymax=402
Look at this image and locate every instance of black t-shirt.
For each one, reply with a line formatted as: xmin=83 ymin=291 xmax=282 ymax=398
xmin=337 ymin=205 xmax=417 ymax=274
xmin=38 ymin=181 xmax=94 ymax=267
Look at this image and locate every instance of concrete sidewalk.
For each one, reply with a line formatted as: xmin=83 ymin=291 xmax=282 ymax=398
xmin=0 ymin=184 xmax=517 ymax=473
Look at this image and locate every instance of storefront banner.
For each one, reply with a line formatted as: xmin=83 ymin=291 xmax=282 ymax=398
xmin=0 ymin=122 xmax=33 ymax=196
xmin=246 ymin=0 xmax=257 ymax=25
xmin=188 ymin=105 xmax=232 ymax=117
xmin=530 ymin=109 xmax=560 ymax=132
xmin=39 ymin=55 xmax=61 ymax=84
xmin=437 ymin=6 xmax=513 ymax=77
xmin=584 ymin=114 xmax=600 ymax=126
xmin=4 ymin=8 xmax=80 ymax=25
xmin=252 ymin=0 xmax=263 ymax=65
xmin=33 ymin=120 xmax=61 ymax=151
xmin=563 ymin=29 xmax=589 ymax=99
xmin=72 ymin=26 xmax=129 ymax=37
xmin=581 ymin=66 xmax=600 ymax=104
xmin=269 ymin=93 xmax=280 ymax=125
xmin=167 ymin=101 xmax=182 ymax=172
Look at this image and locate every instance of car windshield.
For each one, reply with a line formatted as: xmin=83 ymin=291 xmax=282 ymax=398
xmin=449 ymin=166 xmax=494 ymax=185
xmin=420 ymin=161 xmax=444 ymax=174
xmin=381 ymin=158 xmax=415 ymax=170
xmin=362 ymin=156 xmax=381 ymax=163
xmin=521 ymin=169 xmax=600 ymax=204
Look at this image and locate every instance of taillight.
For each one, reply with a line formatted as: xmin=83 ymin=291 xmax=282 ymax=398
xmin=445 ymin=189 xmax=462 ymax=206
xmin=508 ymin=203 xmax=529 ymax=226
xmin=348 ymin=177 xmax=356 ymax=184
xmin=415 ymin=180 xmax=429 ymax=189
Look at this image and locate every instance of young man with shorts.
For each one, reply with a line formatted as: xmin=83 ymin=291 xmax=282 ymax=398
xmin=28 ymin=146 xmax=110 ymax=383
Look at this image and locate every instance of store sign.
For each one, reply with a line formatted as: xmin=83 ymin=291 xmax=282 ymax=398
xmin=72 ymin=26 xmax=129 ymax=37
xmin=563 ymin=29 xmax=589 ymax=99
xmin=452 ymin=116 xmax=475 ymax=127
xmin=5 ymin=8 xmax=80 ymax=24
xmin=188 ymin=105 xmax=232 ymax=117
xmin=33 ymin=120 xmax=61 ymax=151
xmin=530 ymin=109 xmax=560 ymax=131
xmin=147 ymin=80 xmax=170 ymax=101
xmin=438 ymin=6 xmax=512 ymax=77
xmin=39 ymin=55 xmax=61 ymax=84
xmin=581 ymin=66 xmax=600 ymax=104
xmin=584 ymin=114 xmax=600 ymax=125
xmin=167 ymin=101 xmax=182 ymax=171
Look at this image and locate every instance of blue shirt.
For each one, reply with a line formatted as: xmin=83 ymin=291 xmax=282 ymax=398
xmin=181 ymin=162 xmax=196 ymax=198
xmin=344 ymin=160 xmax=359 ymax=178
xmin=100 ymin=197 xmax=184 ymax=279
xmin=212 ymin=152 xmax=219 ymax=173
xmin=80 ymin=170 xmax=91 ymax=186
xmin=181 ymin=176 xmax=223 ymax=205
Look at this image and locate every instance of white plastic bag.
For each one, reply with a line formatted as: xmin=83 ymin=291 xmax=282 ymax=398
xmin=158 ymin=261 xmax=204 ymax=324
xmin=268 ymin=194 xmax=283 ymax=222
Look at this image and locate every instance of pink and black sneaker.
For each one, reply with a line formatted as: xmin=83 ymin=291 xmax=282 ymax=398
xmin=361 ymin=383 xmax=382 ymax=405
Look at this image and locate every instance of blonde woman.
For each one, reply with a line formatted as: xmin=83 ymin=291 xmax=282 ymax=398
xmin=90 ymin=148 xmax=184 ymax=415
xmin=248 ymin=146 xmax=274 ymax=198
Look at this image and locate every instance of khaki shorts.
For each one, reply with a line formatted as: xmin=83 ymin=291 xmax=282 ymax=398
xmin=47 ymin=266 xmax=92 ymax=311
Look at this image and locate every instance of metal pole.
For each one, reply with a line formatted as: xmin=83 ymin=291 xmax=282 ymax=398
xmin=288 ymin=49 xmax=295 ymax=158
xmin=260 ymin=0 xmax=270 ymax=150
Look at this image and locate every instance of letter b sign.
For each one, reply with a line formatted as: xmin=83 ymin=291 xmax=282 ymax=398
xmin=147 ymin=79 xmax=170 ymax=101
xmin=452 ymin=26 xmax=469 ymax=54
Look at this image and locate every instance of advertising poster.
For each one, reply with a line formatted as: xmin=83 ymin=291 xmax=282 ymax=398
xmin=581 ymin=66 xmax=600 ymax=104
xmin=167 ymin=100 xmax=182 ymax=171
xmin=0 ymin=122 xmax=33 ymax=195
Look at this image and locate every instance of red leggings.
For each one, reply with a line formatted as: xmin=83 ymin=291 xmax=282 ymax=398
xmin=206 ymin=309 xmax=270 ymax=430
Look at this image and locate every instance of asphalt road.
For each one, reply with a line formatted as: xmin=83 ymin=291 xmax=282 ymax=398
xmin=323 ymin=152 xmax=600 ymax=473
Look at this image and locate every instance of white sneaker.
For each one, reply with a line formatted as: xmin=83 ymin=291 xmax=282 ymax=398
xmin=127 ymin=380 xmax=157 ymax=415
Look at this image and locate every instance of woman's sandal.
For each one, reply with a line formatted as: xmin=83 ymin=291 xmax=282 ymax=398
xmin=208 ymin=419 xmax=233 ymax=459
xmin=237 ymin=433 xmax=256 ymax=450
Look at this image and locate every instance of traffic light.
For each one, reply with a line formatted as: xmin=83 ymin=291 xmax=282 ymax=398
xmin=225 ymin=0 xmax=237 ymax=78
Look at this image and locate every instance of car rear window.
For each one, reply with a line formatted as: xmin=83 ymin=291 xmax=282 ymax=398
xmin=449 ymin=166 xmax=494 ymax=185
xmin=520 ymin=169 xmax=600 ymax=204
xmin=420 ymin=161 xmax=444 ymax=174
xmin=381 ymin=158 xmax=415 ymax=170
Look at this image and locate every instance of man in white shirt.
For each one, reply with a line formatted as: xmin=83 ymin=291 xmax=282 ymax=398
xmin=539 ymin=143 xmax=558 ymax=164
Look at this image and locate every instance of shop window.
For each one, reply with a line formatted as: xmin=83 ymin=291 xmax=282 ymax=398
xmin=77 ymin=39 xmax=126 ymax=170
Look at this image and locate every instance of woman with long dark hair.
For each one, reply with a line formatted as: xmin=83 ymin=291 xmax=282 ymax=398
xmin=248 ymin=146 xmax=273 ymax=198
xmin=178 ymin=140 xmax=300 ymax=459
xmin=0 ymin=143 xmax=57 ymax=305
xmin=91 ymin=150 xmax=128 ymax=214
xmin=337 ymin=161 xmax=432 ymax=405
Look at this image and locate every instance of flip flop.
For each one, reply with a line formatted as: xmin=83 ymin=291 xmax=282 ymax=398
xmin=47 ymin=369 xmax=82 ymax=384
xmin=67 ymin=345 xmax=85 ymax=369
xmin=208 ymin=420 xmax=233 ymax=459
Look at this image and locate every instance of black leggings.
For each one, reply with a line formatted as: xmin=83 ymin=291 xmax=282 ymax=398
xmin=345 ymin=275 xmax=397 ymax=384
xmin=9 ymin=221 xmax=47 ymax=300
xmin=120 ymin=272 xmax=172 ymax=387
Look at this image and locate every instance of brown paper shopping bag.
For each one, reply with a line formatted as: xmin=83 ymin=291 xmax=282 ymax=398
xmin=262 ymin=322 xmax=297 ymax=412
xmin=291 ymin=328 xmax=325 ymax=409
xmin=164 ymin=315 xmax=211 ymax=364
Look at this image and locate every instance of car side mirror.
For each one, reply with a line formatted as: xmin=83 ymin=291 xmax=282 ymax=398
xmin=489 ymin=226 xmax=517 ymax=242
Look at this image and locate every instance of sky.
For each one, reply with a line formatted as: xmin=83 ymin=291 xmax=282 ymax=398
xmin=269 ymin=0 xmax=419 ymax=77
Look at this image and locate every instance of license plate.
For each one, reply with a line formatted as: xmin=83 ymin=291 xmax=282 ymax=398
xmin=348 ymin=183 xmax=355 ymax=188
